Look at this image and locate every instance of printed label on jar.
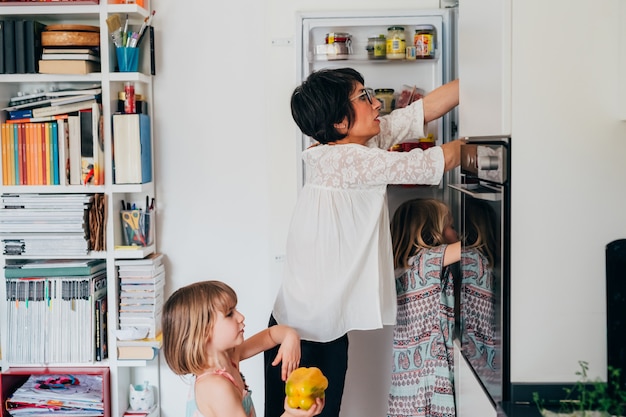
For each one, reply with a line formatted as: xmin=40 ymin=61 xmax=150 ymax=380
xmin=387 ymin=38 xmax=406 ymax=58
xmin=414 ymin=34 xmax=434 ymax=58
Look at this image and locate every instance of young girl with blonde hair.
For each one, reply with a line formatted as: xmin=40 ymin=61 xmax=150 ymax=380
xmin=162 ymin=280 xmax=324 ymax=417
xmin=388 ymin=198 xmax=460 ymax=417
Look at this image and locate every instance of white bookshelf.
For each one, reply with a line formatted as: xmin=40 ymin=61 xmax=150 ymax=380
xmin=0 ymin=2 xmax=159 ymax=417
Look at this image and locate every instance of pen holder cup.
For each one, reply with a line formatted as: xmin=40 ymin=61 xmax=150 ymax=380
xmin=116 ymin=47 xmax=139 ymax=72
xmin=121 ymin=210 xmax=153 ymax=246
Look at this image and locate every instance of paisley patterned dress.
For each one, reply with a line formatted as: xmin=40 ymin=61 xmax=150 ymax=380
xmin=388 ymin=246 xmax=455 ymax=417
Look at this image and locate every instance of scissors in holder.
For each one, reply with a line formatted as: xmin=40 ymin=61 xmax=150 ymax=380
xmin=122 ymin=211 xmax=146 ymax=245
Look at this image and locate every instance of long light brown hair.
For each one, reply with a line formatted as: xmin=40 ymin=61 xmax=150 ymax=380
xmin=391 ymin=198 xmax=453 ymax=269
xmin=463 ymin=199 xmax=499 ymax=267
xmin=161 ymin=280 xmax=237 ymax=376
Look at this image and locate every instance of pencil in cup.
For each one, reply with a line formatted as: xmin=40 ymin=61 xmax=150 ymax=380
xmin=121 ymin=210 xmax=153 ymax=246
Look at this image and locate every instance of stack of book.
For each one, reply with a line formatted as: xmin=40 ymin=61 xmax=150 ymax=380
xmin=116 ymin=253 xmax=165 ymax=344
xmin=38 ymin=24 xmax=101 ymax=74
xmin=0 ymin=193 xmax=94 ymax=256
xmin=3 ymin=259 xmax=107 ymax=363
xmin=1 ymin=86 xmax=104 ymax=186
xmin=39 ymin=46 xmax=101 ymax=75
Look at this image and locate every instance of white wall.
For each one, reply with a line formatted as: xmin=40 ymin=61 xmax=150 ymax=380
xmin=510 ymin=0 xmax=626 ymax=384
xmin=153 ymin=0 xmax=626 ymax=416
xmin=154 ymin=1 xmax=439 ymax=416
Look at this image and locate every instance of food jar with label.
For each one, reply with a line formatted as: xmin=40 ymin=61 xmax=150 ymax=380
xmin=324 ymin=32 xmax=352 ymax=59
xmin=366 ymin=35 xmax=386 ymax=60
xmin=375 ymin=88 xmax=394 ymax=115
xmin=414 ymin=25 xmax=436 ymax=59
xmin=386 ymin=26 xmax=406 ymax=60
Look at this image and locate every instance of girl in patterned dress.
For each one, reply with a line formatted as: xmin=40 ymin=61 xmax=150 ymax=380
xmin=388 ymin=198 xmax=461 ymax=417
xmin=162 ymin=280 xmax=324 ymax=417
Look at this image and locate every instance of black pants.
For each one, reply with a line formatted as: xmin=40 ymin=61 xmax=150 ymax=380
xmin=264 ymin=315 xmax=349 ymax=417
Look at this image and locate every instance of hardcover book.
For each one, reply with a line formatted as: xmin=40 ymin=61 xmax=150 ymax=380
xmin=41 ymin=52 xmax=100 ymax=62
xmin=14 ymin=19 xmax=25 ymax=73
xmin=24 ymin=20 xmax=46 ymax=73
xmin=38 ymin=58 xmax=100 ymax=75
xmin=113 ymin=114 xmax=152 ymax=184
xmin=0 ymin=20 xmax=5 ymax=73
xmin=3 ymin=19 xmax=15 ymax=73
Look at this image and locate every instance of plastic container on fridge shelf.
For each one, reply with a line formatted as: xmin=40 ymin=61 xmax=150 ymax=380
xmin=315 ymin=32 xmax=352 ymax=60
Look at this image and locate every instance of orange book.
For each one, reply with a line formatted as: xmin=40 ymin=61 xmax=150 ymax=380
xmin=18 ymin=123 xmax=26 ymax=185
xmin=30 ymin=123 xmax=37 ymax=185
xmin=28 ymin=123 xmax=37 ymax=185
xmin=1 ymin=124 xmax=8 ymax=185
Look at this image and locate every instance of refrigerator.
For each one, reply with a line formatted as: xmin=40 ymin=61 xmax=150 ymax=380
xmin=295 ymin=9 xmax=458 ymax=417
xmin=296 ymin=8 xmax=458 ymax=214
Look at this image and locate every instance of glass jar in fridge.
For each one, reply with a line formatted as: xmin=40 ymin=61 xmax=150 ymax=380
xmin=386 ymin=26 xmax=406 ymax=60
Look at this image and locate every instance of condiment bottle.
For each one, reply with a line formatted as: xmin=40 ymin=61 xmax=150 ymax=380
xmin=374 ymin=88 xmax=394 ymax=115
xmin=386 ymin=26 xmax=406 ymax=60
xmin=414 ymin=25 xmax=436 ymax=59
xmin=366 ymin=35 xmax=386 ymax=60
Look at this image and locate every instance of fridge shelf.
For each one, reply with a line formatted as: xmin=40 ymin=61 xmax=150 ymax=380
xmin=311 ymin=56 xmax=440 ymax=64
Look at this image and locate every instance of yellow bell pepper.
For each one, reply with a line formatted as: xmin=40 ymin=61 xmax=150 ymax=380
xmin=285 ymin=367 xmax=328 ymax=410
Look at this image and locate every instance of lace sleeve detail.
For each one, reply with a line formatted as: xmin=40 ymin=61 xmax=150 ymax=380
xmin=369 ymin=99 xmax=427 ymax=150
xmin=304 ymin=144 xmax=444 ymax=188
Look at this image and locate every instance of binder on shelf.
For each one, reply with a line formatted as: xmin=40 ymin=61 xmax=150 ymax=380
xmin=3 ymin=19 xmax=15 ymax=74
xmin=24 ymin=19 xmax=46 ymax=73
xmin=113 ymin=114 xmax=152 ymax=184
xmin=14 ymin=19 xmax=25 ymax=73
xmin=0 ymin=20 xmax=5 ymax=73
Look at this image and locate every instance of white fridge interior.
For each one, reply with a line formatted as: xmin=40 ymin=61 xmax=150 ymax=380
xmin=297 ymin=9 xmax=457 ymax=213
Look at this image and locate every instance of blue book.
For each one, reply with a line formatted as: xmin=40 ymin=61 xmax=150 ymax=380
xmin=8 ymin=108 xmax=33 ymax=120
xmin=51 ymin=121 xmax=59 ymax=185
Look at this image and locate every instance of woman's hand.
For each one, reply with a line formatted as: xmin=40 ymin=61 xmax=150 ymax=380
xmin=282 ymin=397 xmax=325 ymax=417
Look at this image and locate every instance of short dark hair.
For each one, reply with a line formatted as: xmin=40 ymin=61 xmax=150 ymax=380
xmin=290 ymin=67 xmax=364 ymax=144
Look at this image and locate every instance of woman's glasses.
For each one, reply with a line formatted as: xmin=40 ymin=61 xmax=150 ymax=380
xmin=350 ymin=88 xmax=376 ymax=105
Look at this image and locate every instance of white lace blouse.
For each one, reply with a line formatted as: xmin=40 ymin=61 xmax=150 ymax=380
xmin=272 ymin=99 xmax=445 ymax=342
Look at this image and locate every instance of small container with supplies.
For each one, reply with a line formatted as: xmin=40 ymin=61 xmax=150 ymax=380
xmin=116 ymin=47 xmax=139 ymax=72
xmin=121 ymin=209 xmax=153 ymax=246
xmin=414 ymin=24 xmax=436 ymax=59
xmin=366 ymin=35 xmax=387 ymax=60
xmin=386 ymin=26 xmax=406 ymax=60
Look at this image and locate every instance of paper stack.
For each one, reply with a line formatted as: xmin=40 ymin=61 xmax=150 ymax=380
xmin=116 ymin=253 xmax=164 ymax=339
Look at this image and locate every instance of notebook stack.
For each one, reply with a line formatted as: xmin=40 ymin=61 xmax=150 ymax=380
xmin=116 ymin=253 xmax=165 ymax=339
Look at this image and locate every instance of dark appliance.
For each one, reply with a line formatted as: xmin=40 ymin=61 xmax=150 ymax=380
xmin=449 ymin=136 xmax=511 ymax=407
xmin=606 ymin=239 xmax=626 ymax=389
